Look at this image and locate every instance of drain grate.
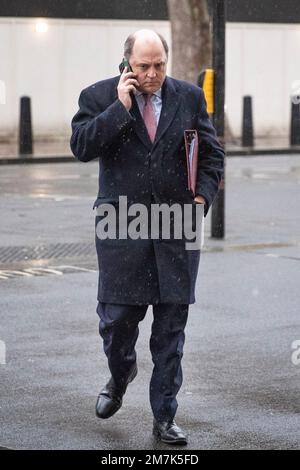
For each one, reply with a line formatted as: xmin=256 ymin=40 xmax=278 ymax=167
xmin=0 ymin=242 xmax=95 ymax=264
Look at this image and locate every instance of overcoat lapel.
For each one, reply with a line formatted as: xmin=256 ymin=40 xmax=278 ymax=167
xmin=152 ymin=77 xmax=181 ymax=149
xmin=113 ymin=76 xmax=181 ymax=151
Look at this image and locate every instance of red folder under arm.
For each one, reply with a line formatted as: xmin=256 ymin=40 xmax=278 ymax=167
xmin=184 ymin=130 xmax=199 ymax=196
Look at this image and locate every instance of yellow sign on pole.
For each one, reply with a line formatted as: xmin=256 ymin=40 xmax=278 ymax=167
xmin=202 ymin=68 xmax=214 ymax=114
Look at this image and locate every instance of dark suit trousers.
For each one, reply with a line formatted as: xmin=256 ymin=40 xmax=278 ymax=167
xmin=96 ymin=302 xmax=189 ymax=422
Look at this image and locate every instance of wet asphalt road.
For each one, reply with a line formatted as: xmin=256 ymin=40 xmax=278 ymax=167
xmin=0 ymin=155 xmax=299 ymax=450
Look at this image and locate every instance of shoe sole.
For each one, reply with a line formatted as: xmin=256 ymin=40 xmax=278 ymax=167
xmin=153 ymin=429 xmax=188 ymax=446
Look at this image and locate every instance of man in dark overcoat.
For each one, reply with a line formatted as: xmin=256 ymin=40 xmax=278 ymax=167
xmin=70 ymin=29 xmax=224 ymax=445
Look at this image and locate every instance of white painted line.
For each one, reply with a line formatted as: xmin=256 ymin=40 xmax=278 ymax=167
xmin=4 ymin=270 xmax=33 ymax=277
xmin=23 ymin=268 xmax=63 ymax=275
xmin=0 ymin=271 xmax=21 ymax=278
xmin=52 ymin=265 xmax=97 ymax=273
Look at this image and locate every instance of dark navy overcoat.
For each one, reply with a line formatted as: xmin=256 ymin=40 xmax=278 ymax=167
xmin=70 ymin=75 xmax=224 ymax=305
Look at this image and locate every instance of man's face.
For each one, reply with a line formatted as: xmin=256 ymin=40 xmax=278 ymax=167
xmin=129 ymin=40 xmax=167 ymax=94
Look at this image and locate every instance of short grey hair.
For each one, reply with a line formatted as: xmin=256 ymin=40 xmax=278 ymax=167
xmin=124 ymin=33 xmax=169 ymax=60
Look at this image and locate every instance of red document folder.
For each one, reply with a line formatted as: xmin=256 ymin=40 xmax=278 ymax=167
xmin=184 ymin=130 xmax=199 ymax=196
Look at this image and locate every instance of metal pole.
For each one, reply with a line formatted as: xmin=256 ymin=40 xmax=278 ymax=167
xmin=211 ymin=0 xmax=226 ymax=239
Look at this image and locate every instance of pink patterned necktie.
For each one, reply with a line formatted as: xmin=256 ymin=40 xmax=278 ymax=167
xmin=143 ymin=94 xmax=157 ymax=143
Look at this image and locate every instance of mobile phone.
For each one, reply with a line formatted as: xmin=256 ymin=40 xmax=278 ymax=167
xmin=119 ymin=58 xmax=133 ymax=74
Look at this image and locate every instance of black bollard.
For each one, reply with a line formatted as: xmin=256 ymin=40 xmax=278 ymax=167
xmin=290 ymin=98 xmax=300 ymax=146
xmin=242 ymin=96 xmax=254 ymax=147
xmin=19 ymin=96 xmax=33 ymax=155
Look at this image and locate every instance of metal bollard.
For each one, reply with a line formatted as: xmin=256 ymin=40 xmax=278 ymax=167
xmin=19 ymin=96 xmax=33 ymax=155
xmin=290 ymin=98 xmax=300 ymax=146
xmin=242 ymin=96 xmax=254 ymax=147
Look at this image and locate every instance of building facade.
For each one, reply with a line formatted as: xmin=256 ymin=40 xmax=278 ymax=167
xmin=0 ymin=0 xmax=299 ymax=141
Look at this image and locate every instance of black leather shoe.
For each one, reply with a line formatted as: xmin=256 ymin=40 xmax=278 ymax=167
xmin=153 ymin=419 xmax=188 ymax=446
xmin=96 ymin=364 xmax=137 ymax=419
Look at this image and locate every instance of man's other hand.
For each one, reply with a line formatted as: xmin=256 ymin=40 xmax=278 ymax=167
xmin=194 ymin=195 xmax=206 ymax=205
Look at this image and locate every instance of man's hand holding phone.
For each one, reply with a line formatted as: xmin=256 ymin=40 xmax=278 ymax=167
xmin=117 ymin=67 xmax=139 ymax=112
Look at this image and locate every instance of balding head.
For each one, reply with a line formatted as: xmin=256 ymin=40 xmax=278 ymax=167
xmin=124 ymin=29 xmax=169 ymax=61
xmin=123 ymin=29 xmax=168 ymax=94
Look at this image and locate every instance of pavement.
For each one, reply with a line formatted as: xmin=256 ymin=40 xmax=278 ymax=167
xmin=0 ymin=155 xmax=300 ymax=450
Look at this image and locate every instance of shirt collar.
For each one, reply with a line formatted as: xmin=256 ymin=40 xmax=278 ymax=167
xmin=136 ymin=88 xmax=162 ymax=99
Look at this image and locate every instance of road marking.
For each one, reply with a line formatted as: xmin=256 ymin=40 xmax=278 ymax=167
xmin=23 ymin=268 xmax=63 ymax=275
xmin=0 ymin=265 xmax=97 ymax=280
xmin=54 ymin=265 xmax=97 ymax=273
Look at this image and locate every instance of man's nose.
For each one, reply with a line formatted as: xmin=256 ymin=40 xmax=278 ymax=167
xmin=147 ymin=67 xmax=157 ymax=78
